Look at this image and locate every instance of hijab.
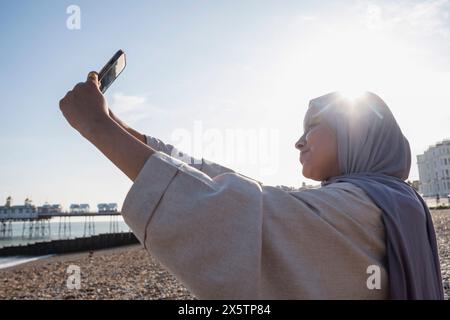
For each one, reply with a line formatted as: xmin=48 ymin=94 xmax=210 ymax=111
xmin=307 ymin=91 xmax=443 ymax=299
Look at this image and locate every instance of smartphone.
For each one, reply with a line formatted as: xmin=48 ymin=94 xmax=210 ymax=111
xmin=98 ymin=50 xmax=126 ymax=93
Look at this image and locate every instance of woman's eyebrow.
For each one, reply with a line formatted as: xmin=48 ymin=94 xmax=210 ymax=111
xmin=307 ymin=116 xmax=320 ymax=127
xmin=303 ymin=112 xmax=320 ymax=131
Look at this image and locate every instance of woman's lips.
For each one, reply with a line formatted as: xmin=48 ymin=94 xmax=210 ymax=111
xmin=300 ymin=150 xmax=310 ymax=164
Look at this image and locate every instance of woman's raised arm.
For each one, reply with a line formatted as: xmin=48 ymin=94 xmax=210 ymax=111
xmin=59 ymin=73 xmax=154 ymax=181
xmin=108 ymin=109 xmax=146 ymax=144
xmin=108 ymin=109 xmax=235 ymax=178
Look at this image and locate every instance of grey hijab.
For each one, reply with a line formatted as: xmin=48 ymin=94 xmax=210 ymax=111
xmin=307 ymin=92 xmax=443 ymax=300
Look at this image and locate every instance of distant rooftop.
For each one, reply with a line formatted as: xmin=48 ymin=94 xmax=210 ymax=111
xmin=423 ymin=139 xmax=450 ymax=153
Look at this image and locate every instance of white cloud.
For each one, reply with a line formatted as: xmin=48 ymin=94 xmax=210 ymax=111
xmin=109 ymin=92 xmax=154 ymax=125
xmin=362 ymin=0 xmax=450 ymax=37
xmin=299 ymin=15 xmax=317 ymax=21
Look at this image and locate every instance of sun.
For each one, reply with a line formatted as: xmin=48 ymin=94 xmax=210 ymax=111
xmin=338 ymin=89 xmax=366 ymax=102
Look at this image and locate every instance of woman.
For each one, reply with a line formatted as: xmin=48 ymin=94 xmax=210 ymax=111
xmin=59 ymin=72 xmax=443 ymax=299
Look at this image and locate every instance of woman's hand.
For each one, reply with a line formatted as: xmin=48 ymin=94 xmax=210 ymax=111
xmin=59 ymin=72 xmax=110 ymax=139
xmin=58 ymin=71 xmax=154 ymax=181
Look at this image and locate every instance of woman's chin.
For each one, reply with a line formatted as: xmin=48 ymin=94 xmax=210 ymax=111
xmin=302 ymin=167 xmax=322 ymax=181
xmin=302 ymin=166 xmax=311 ymax=179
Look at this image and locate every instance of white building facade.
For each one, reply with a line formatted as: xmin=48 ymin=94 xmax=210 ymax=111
xmin=417 ymin=139 xmax=450 ymax=197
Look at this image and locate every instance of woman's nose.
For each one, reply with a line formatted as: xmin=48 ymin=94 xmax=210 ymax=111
xmin=295 ymin=135 xmax=305 ymax=150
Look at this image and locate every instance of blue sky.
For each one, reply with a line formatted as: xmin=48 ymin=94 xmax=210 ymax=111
xmin=1 ymin=0 xmax=450 ymax=210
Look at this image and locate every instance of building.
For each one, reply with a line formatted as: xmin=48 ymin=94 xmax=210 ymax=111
xmin=70 ymin=204 xmax=90 ymax=214
xmin=69 ymin=204 xmax=80 ymax=213
xmin=275 ymin=182 xmax=320 ymax=192
xmin=79 ymin=204 xmax=90 ymax=213
xmin=37 ymin=203 xmax=63 ymax=214
xmin=406 ymin=180 xmax=420 ymax=192
xmin=275 ymin=185 xmax=298 ymax=192
xmin=417 ymin=139 xmax=450 ymax=197
xmin=97 ymin=203 xmax=118 ymax=212
xmin=0 ymin=196 xmax=38 ymax=219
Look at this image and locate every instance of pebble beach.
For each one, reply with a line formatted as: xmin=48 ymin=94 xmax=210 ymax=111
xmin=0 ymin=209 xmax=449 ymax=300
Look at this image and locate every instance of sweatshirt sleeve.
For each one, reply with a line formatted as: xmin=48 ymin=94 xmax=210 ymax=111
xmin=121 ymin=151 xmax=388 ymax=299
xmin=144 ymin=135 xmax=234 ymax=178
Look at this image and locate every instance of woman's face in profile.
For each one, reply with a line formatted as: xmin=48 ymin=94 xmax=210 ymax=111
xmin=295 ymin=109 xmax=340 ymax=181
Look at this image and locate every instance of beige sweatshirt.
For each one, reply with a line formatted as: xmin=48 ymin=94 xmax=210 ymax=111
xmin=121 ymin=136 xmax=389 ymax=299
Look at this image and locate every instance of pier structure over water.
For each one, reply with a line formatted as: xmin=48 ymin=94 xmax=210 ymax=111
xmin=0 ymin=212 xmax=123 ymax=239
xmin=0 ymin=196 xmax=123 ymax=239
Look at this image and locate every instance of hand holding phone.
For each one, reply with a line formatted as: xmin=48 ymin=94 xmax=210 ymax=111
xmin=98 ymin=50 xmax=126 ymax=93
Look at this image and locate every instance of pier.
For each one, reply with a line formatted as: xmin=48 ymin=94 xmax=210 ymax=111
xmin=0 ymin=212 xmax=123 ymax=239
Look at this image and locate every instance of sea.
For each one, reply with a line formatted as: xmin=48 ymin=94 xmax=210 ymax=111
xmin=0 ymin=216 xmax=131 ymax=269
